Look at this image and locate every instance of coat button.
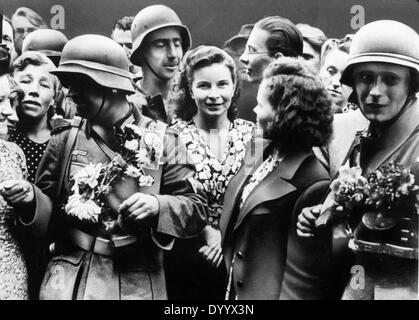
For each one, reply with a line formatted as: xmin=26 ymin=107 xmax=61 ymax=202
xmin=237 ymin=280 xmax=244 ymax=287
xmin=236 ymin=251 xmax=244 ymax=258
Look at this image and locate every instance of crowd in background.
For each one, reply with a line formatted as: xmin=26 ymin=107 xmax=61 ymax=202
xmin=0 ymin=4 xmax=418 ymax=300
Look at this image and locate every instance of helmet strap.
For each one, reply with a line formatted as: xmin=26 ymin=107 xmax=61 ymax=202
xmin=143 ymin=57 xmax=167 ymax=82
xmin=90 ymin=90 xmax=107 ymax=123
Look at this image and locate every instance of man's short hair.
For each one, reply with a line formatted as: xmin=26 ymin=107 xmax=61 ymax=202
xmin=112 ymin=16 xmax=134 ymax=33
xmin=12 ymin=7 xmax=48 ymax=29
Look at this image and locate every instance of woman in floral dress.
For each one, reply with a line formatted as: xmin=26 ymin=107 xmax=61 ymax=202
xmin=0 ymin=74 xmax=29 ymax=300
xmin=165 ymin=46 xmax=255 ymax=299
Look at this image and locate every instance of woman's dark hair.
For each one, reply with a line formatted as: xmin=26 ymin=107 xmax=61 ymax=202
xmin=174 ymin=45 xmax=239 ymax=121
xmin=255 ymin=16 xmax=303 ymax=58
xmin=262 ymin=57 xmax=333 ymax=151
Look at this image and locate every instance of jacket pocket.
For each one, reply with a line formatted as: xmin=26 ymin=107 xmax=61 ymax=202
xmin=40 ymin=250 xmax=86 ymax=300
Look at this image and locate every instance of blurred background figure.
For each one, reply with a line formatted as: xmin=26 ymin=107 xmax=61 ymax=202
xmin=111 ymin=16 xmax=142 ymax=78
xmin=223 ymin=23 xmax=258 ymax=123
xmin=11 ymin=7 xmax=48 ymax=56
xmin=319 ymin=35 xmax=354 ymax=113
xmin=2 ymin=16 xmax=18 ymax=67
xmin=297 ymin=23 xmax=328 ymax=74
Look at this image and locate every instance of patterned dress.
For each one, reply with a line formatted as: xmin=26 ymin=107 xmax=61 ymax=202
xmin=0 ymin=140 xmax=29 ymax=300
xmin=172 ymin=118 xmax=255 ymax=228
xmin=9 ymin=129 xmax=49 ymax=183
xmin=164 ymin=117 xmax=255 ymax=299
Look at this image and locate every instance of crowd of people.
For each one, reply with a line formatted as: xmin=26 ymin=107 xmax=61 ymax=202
xmin=0 ymin=4 xmax=418 ymax=300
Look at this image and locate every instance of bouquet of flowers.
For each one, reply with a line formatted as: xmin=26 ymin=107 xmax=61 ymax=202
xmin=365 ymin=162 xmax=419 ymax=214
xmin=64 ymin=124 xmax=163 ymax=232
xmin=324 ymin=162 xmax=419 ymax=226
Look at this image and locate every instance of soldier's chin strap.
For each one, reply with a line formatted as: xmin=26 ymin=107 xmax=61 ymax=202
xmin=143 ymin=58 xmax=167 ymax=82
xmin=90 ymin=90 xmax=107 ymax=123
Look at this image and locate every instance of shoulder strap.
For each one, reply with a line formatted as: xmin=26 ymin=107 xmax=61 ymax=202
xmin=56 ymin=116 xmax=83 ymax=199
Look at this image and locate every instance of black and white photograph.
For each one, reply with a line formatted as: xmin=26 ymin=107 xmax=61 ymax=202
xmin=0 ymin=0 xmax=418 ymax=305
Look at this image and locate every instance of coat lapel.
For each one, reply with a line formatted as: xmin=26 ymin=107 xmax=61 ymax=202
xmin=220 ymin=137 xmax=269 ymax=239
xmin=361 ymin=100 xmax=419 ymax=175
xmin=233 ymin=149 xmax=312 ymax=231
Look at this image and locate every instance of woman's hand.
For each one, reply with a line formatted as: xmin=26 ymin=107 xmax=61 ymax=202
xmin=0 ymin=179 xmax=34 ymax=205
xmin=296 ymin=204 xmax=322 ymax=237
xmin=198 ymin=225 xmax=223 ymax=268
xmin=118 ymin=193 xmax=159 ymax=227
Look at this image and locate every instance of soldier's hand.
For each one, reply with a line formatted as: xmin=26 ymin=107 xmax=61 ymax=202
xmin=0 ymin=179 xmax=34 ymax=205
xmin=296 ymin=204 xmax=322 ymax=238
xmin=118 ymin=193 xmax=159 ymax=227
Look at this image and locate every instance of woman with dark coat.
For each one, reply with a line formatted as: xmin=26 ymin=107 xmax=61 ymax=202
xmin=221 ymin=57 xmax=334 ymax=299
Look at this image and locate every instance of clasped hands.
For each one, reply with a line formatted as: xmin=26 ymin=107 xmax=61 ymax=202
xmin=118 ymin=192 xmax=160 ymax=227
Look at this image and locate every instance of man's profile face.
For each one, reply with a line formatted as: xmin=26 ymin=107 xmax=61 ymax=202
xmin=353 ymin=62 xmax=411 ymax=123
xmin=111 ymin=28 xmax=133 ymax=59
xmin=141 ymin=26 xmax=183 ymax=81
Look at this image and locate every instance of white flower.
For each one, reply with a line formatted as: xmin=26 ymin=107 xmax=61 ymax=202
xmin=125 ymin=165 xmax=142 ymax=178
xmin=65 ymin=194 xmax=101 ymax=223
xmin=136 ymin=148 xmax=151 ymax=165
xmin=235 ymin=140 xmax=245 ymax=152
xmin=190 ymin=152 xmax=203 ymax=164
xmin=195 ymin=162 xmax=204 ymax=172
xmin=73 ymin=163 xmax=102 ymax=189
xmin=139 ymin=174 xmax=154 ymax=187
xmin=124 ymin=139 xmax=139 ymax=151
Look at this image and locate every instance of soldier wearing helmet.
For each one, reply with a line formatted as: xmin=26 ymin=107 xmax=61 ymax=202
xmin=130 ymin=4 xmax=192 ymax=123
xmin=297 ymin=20 xmax=419 ymax=300
xmin=22 ymin=29 xmax=68 ymax=67
xmin=0 ymin=34 xmax=207 ymax=300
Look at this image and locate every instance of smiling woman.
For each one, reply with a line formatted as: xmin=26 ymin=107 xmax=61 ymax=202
xmin=167 ymin=45 xmax=255 ymax=300
xmin=9 ymin=51 xmax=58 ymax=183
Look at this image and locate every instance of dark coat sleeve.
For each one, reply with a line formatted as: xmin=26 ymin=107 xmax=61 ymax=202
xmin=18 ymin=130 xmax=67 ymax=238
xmin=153 ymin=128 xmax=208 ymax=239
xmin=279 ymin=179 xmax=334 ymax=300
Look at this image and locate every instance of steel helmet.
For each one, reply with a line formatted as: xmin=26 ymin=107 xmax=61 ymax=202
xmin=52 ymin=34 xmax=135 ymax=93
xmin=341 ymin=20 xmax=419 ymax=88
xmin=130 ymin=5 xmax=191 ymax=65
xmin=22 ymin=29 xmax=68 ymax=63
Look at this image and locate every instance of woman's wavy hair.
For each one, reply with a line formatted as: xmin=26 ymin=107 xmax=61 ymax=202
xmin=262 ymin=57 xmax=333 ymax=151
xmin=174 ymin=45 xmax=239 ymax=122
xmin=11 ymin=51 xmax=59 ymax=121
xmin=255 ymin=16 xmax=303 ymax=58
